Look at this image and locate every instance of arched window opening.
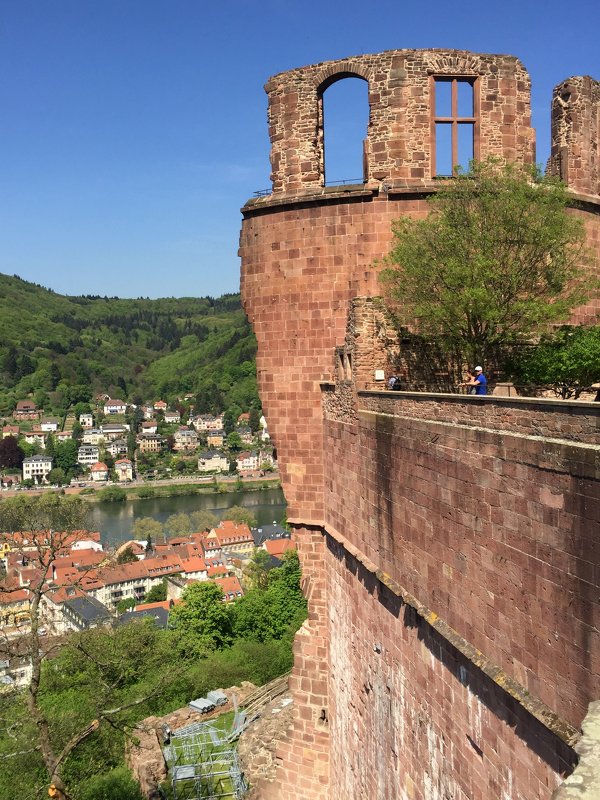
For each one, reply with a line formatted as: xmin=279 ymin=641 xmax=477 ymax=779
xmin=321 ymin=77 xmax=369 ymax=186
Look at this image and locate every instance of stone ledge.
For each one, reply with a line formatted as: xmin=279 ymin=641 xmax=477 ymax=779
xmin=359 ymin=389 xmax=600 ymax=412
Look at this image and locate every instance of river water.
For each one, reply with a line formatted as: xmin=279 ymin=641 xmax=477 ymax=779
xmin=87 ymin=487 xmax=286 ymax=548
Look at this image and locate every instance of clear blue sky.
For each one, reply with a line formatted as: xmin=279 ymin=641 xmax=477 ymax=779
xmin=0 ymin=0 xmax=598 ymax=299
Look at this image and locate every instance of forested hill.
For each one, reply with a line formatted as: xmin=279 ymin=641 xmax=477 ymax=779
xmin=0 ymin=273 xmax=258 ymax=415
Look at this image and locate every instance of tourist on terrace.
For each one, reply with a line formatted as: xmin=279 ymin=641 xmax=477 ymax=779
xmin=465 ymin=366 xmax=487 ymax=395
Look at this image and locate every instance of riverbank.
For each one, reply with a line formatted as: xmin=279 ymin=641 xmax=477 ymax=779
xmin=0 ymin=474 xmax=281 ymax=502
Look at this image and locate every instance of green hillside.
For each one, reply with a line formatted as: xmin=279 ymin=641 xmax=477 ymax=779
xmin=0 ymin=273 xmax=258 ymax=416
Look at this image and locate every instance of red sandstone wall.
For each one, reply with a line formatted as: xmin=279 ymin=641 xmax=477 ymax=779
xmin=323 ymin=395 xmax=600 ymax=731
xmin=241 ymin=192 xmax=429 ymax=522
xmin=240 ymin=49 xmax=600 ymax=800
xmin=325 ymin=536 xmax=576 ymax=799
xmin=265 ymin=49 xmax=534 ymax=195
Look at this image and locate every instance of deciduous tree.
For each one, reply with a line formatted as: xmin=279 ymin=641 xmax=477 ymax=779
xmin=379 ymin=159 xmax=592 ymax=365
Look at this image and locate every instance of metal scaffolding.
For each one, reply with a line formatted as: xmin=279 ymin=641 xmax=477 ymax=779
xmin=165 ymin=722 xmax=248 ymax=800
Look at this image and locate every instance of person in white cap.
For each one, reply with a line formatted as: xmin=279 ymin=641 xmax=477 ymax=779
xmin=471 ymin=366 xmax=487 ymax=395
xmin=463 ymin=366 xmax=487 ymax=395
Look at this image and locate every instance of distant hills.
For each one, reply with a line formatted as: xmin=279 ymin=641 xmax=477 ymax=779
xmin=0 ymin=273 xmax=258 ymax=416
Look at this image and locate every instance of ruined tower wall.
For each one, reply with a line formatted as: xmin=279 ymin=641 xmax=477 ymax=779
xmin=240 ymin=50 xmax=600 ymax=800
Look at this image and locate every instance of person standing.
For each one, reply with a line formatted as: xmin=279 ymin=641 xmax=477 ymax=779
xmin=472 ymin=365 xmax=487 ymax=395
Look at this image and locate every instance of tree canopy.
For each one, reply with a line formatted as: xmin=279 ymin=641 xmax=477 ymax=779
xmin=379 ymin=159 xmax=592 ymax=364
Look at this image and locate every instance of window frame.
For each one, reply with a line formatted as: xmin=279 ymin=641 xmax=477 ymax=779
xmin=431 ymin=76 xmax=480 ymax=177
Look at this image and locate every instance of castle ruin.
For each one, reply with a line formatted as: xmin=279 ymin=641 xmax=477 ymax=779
xmin=240 ymin=49 xmax=600 ymax=799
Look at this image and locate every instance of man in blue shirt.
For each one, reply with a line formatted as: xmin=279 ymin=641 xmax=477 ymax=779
xmin=473 ymin=366 xmax=487 ymax=395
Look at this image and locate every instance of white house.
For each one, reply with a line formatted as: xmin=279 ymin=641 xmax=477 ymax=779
xmin=114 ymin=458 xmax=133 ymax=482
xmin=100 ymin=423 xmax=129 ymax=440
xmin=82 ymin=429 xmax=105 ymax=446
xmin=105 ymin=438 xmax=128 ymax=458
xmin=198 ymin=451 xmax=229 ymax=473
xmin=103 ymin=399 xmax=127 ymax=415
xmin=79 ymin=413 xmax=94 ymax=428
xmin=22 ymin=455 xmax=53 ymax=484
xmin=40 ymin=418 xmax=60 ymax=433
xmin=90 ymin=462 xmax=109 ymax=482
xmin=236 ymin=451 xmax=260 ymax=473
xmin=77 ymin=445 xmax=100 ymax=467
xmin=164 ymin=410 xmax=181 ymax=424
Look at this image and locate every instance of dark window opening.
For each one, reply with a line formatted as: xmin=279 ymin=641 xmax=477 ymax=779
xmin=322 ymin=77 xmax=369 ymax=186
xmin=433 ymin=78 xmax=476 ymax=176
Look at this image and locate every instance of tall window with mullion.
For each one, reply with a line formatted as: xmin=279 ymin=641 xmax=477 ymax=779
xmin=433 ymin=77 xmax=476 ymax=176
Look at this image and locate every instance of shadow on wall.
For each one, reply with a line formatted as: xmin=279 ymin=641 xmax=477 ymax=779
xmin=326 ymin=536 xmax=578 ymax=781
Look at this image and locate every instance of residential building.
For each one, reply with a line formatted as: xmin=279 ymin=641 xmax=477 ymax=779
xmin=197 ymin=450 xmax=229 ymax=473
xmin=22 ymin=455 xmax=53 ymax=484
xmin=90 ymin=462 xmax=109 ymax=482
xmin=101 ymin=423 xmax=129 ymax=440
xmin=114 ymin=458 xmax=133 ymax=482
xmin=141 ymin=420 xmax=158 ymax=435
xmin=153 ymin=400 xmax=168 ymax=412
xmin=263 ymin=537 xmax=295 ymax=560
xmin=236 ymin=451 xmax=259 ymax=474
xmin=214 ymin=575 xmax=244 ymax=602
xmin=55 ymin=430 xmax=72 ymax=443
xmin=174 ymin=426 xmax=198 ymax=451
xmin=23 ymin=430 xmax=45 ymax=449
xmin=193 ymin=414 xmax=223 ymax=432
xmin=238 ymin=426 xmax=254 ymax=444
xmin=103 ymin=399 xmax=127 ymax=415
xmin=2 ymin=425 xmax=19 ymax=438
xmin=40 ymin=418 xmax=60 ymax=433
xmin=82 ymin=429 xmax=105 ymax=446
xmin=78 ymin=445 xmax=100 ymax=467
xmin=105 ymin=438 xmax=128 ymax=458
xmin=138 ymin=433 xmax=163 ymax=453
xmin=210 ymin=520 xmax=255 ymax=556
xmin=206 ymin=429 xmax=225 ymax=448
xmin=164 ymin=410 xmax=181 ymax=424
xmin=13 ymin=400 xmax=38 ymax=420
xmin=79 ymin=412 xmax=94 ymax=428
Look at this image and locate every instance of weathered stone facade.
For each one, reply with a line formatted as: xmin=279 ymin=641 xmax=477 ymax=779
xmin=240 ymin=49 xmax=600 ymax=800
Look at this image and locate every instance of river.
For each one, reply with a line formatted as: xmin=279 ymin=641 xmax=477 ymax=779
xmin=87 ymin=487 xmax=286 ymax=548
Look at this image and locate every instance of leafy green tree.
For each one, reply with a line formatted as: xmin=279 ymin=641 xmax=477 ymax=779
xmin=144 ymin=580 xmax=167 ymax=603
xmin=0 ymin=436 xmax=24 ymax=469
xmin=117 ymin=546 xmax=139 ymax=564
xmin=233 ymin=550 xmax=306 ymax=642
xmin=98 ymin=485 xmax=127 ymax=502
xmin=164 ymin=512 xmax=192 ymax=538
xmin=116 ymin=597 xmax=137 ymax=613
xmin=47 ymin=467 xmax=66 ymax=485
xmin=170 ymin=582 xmax=233 ymax=657
xmin=223 ymin=505 xmax=256 ymax=528
xmin=0 ymin=494 xmax=89 ymax=798
xmin=190 ymin=510 xmax=218 ymax=532
xmin=55 ymin=438 xmax=79 ymax=474
xmin=509 ymin=325 xmax=600 ymax=398
xmin=249 ymin=407 xmax=261 ymax=433
xmin=379 ymin=159 xmax=592 ymax=365
xmin=45 ymin=433 xmax=56 ymax=458
xmin=226 ymin=431 xmax=243 ymax=451
xmin=132 ymin=517 xmax=163 ymax=541
xmin=245 ymin=547 xmax=272 ymax=590
xmin=71 ymin=420 xmax=83 ymax=442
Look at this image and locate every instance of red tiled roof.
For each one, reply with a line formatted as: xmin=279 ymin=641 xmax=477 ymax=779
xmin=91 ymin=462 xmax=108 ymax=471
xmin=263 ymin=538 xmax=295 ymax=557
xmin=135 ymin=600 xmax=172 ymax=612
xmin=214 ymin=575 xmax=243 ymax=599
